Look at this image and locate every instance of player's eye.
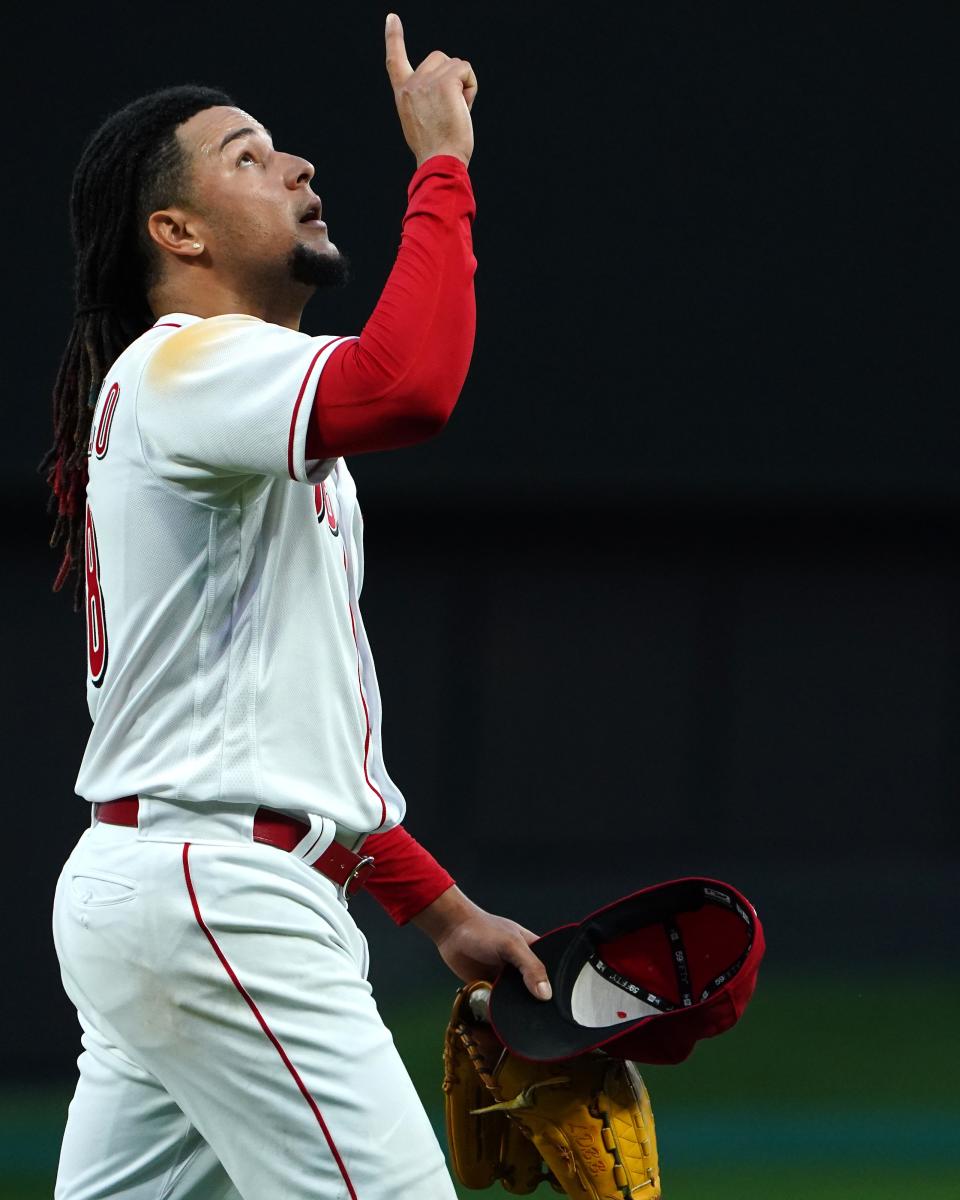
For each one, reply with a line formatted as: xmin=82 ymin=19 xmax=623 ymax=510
xmin=237 ymin=150 xmax=257 ymax=166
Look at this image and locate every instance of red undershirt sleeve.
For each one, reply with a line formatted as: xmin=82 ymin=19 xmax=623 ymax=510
xmin=306 ymin=154 xmax=477 ymax=459
xmin=309 ymin=159 xmax=471 ymax=918
xmin=361 ymin=824 xmax=455 ymax=926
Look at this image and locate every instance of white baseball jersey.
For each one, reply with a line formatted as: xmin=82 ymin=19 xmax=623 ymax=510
xmin=76 ymin=312 xmax=405 ymax=836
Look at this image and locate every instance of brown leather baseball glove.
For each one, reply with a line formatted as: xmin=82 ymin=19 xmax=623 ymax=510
xmin=443 ymin=981 xmax=661 ymax=1198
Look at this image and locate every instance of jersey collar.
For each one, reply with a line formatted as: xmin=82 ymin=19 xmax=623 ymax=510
xmin=151 ymin=313 xmax=204 ymax=328
xmin=151 ymin=312 xmax=267 ymax=328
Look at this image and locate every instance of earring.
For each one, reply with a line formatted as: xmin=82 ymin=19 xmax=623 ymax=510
xmin=192 ymin=242 xmax=202 ymax=250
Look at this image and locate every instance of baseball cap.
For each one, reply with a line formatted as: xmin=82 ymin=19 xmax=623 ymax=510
xmin=488 ymin=877 xmax=765 ymax=1065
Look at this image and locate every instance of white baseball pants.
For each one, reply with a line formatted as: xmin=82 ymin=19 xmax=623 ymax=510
xmin=52 ymin=816 xmax=457 ymax=1200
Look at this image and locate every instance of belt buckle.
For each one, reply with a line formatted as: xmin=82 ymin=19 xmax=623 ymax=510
xmin=340 ymin=855 xmax=375 ymax=900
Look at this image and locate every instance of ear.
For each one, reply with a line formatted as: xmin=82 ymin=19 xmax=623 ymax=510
xmin=146 ymin=208 xmax=206 ymax=258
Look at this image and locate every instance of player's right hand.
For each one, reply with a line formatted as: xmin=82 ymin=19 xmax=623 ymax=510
xmin=385 ymin=12 xmax=477 ymax=168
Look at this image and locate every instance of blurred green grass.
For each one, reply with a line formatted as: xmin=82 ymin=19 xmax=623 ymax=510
xmin=3 ymin=1167 xmax=959 ymax=1200
xmin=3 ymin=971 xmax=958 ymax=1199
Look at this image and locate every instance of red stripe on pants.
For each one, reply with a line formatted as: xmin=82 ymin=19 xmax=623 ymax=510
xmin=181 ymin=842 xmax=359 ymax=1199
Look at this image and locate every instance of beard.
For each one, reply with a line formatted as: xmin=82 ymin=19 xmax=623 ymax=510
xmin=287 ymin=243 xmax=351 ymax=289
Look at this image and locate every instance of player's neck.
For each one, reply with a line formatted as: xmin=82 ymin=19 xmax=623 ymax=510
xmin=149 ymin=277 xmax=308 ymax=332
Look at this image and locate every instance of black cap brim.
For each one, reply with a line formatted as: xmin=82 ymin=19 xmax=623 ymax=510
xmin=488 ymin=923 xmax=650 ymax=1061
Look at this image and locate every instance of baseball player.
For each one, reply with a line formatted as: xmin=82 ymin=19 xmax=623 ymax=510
xmin=45 ymin=15 xmax=551 ymax=1199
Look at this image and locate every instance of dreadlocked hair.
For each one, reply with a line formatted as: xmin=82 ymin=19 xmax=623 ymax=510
xmin=43 ymin=83 xmax=234 ymax=607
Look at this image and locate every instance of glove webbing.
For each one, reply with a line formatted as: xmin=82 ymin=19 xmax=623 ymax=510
xmin=460 ymin=1021 xmax=657 ymax=1199
xmin=455 ymin=1022 xmax=562 ymax=1192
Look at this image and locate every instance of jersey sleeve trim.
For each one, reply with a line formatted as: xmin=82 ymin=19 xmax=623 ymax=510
xmin=287 ymin=335 xmax=357 ymax=482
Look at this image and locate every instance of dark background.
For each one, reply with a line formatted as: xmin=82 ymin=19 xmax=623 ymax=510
xmin=2 ymin=2 xmax=958 ymax=1195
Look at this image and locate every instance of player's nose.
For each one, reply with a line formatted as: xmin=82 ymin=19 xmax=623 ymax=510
xmin=282 ymin=153 xmax=315 ymax=189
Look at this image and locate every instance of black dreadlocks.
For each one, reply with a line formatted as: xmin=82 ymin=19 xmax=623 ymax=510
xmin=43 ymin=84 xmax=234 ymax=607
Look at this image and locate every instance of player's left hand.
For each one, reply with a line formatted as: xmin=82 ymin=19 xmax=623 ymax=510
xmin=412 ymin=886 xmax=552 ymax=1000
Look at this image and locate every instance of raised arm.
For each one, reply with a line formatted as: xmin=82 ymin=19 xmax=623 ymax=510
xmin=306 ymin=14 xmax=478 ymax=458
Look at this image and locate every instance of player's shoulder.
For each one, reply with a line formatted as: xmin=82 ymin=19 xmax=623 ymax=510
xmin=150 ymin=311 xmax=309 ymax=345
xmin=134 ymin=313 xmax=313 ymax=400
xmin=147 ymin=313 xmax=304 ymax=368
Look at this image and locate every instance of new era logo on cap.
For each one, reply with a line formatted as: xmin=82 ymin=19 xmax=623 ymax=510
xmin=488 ymin=877 xmax=765 ymax=1065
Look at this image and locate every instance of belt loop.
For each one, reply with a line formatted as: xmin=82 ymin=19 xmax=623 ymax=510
xmin=290 ymin=814 xmax=337 ymax=867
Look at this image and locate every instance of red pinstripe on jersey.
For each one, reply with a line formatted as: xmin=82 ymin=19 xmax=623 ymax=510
xmin=287 ymin=336 xmax=353 ymax=480
xmin=181 ymin=844 xmax=358 ymax=1199
xmin=341 ymin=547 xmax=387 ymax=830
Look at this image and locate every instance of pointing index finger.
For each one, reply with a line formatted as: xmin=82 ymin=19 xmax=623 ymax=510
xmin=385 ymin=13 xmax=413 ymax=87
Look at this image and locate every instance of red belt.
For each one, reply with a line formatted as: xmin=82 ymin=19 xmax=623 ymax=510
xmin=94 ymin=798 xmax=375 ymax=898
